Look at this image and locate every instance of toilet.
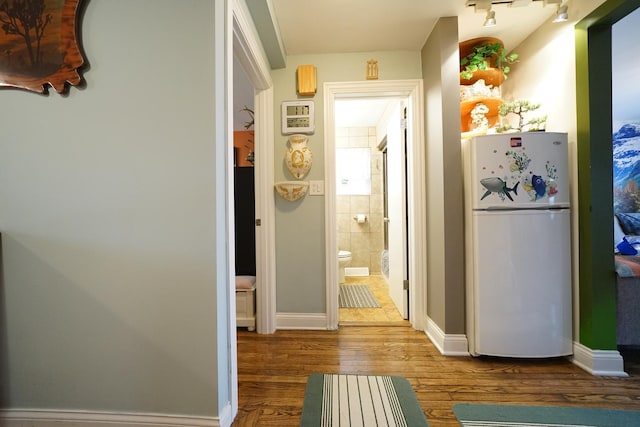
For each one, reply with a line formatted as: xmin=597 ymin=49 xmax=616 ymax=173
xmin=338 ymin=250 xmax=352 ymax=284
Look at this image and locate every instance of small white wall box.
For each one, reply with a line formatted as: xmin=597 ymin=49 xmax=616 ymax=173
xmin=282 ymin=100 xmax=314 ymax=134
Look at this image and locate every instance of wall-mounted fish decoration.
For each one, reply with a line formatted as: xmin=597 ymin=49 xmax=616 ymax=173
xmin=480 ymin=177 xmax=519 ymax=201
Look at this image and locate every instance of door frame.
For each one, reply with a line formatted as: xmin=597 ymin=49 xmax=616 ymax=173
xmin=232 ymin=0 xmax=276 ymax=334
xmin=228 ymin=0 xmax=277 ymax=419
xmin=323 ymin=80 xmax=427 ymax=330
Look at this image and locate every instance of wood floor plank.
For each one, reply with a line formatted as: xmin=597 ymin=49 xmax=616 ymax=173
xmin=231 ymin=326 xmax=640 ymax=426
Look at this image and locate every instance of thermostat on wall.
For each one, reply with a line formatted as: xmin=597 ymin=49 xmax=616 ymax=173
xmin=281 ymin=100 xmax=314 ymax=134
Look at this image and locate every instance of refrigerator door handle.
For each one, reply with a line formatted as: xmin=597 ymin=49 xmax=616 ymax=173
xmin=481 ymin=205 xmax=570 ymax=212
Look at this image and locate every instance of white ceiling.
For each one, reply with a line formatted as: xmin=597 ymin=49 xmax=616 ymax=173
xmin=269 ymin=0 xmax=561 ymax=127
xmin=270 ymin=0 xmax=559 ymax=56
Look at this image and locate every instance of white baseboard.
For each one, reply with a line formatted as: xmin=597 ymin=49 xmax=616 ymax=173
xmin=276 ymin=312 xmax=329 ymax=329
xmin=425 ymin=316 xmax=470 ymax=356
xmin=345 ymin=267 xmax=369 ymax=276
xmin=0 ymin=409 xmax=220 ymax=427
xmin=571 ymin=342 xmax=629 ymax=377
xmin=218 ymin=403 xmax=234 ymax=427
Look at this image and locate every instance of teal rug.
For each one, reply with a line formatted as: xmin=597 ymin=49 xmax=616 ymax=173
xmin=300 ymin=373 xmax=429 ymax=426
xmin=453 ymin=403 xmax=640 ymax=426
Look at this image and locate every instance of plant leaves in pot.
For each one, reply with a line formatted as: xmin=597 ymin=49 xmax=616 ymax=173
xmin=459 ymin=37 xmax=518 ymax=87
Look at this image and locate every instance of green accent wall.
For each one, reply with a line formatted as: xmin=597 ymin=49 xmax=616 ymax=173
xmin=576 ymin=0 xmax=640 ymax=349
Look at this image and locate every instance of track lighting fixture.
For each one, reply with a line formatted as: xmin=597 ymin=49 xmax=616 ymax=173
xmin=466 ymin=1 xmax=569 ymax=25
xmin=553 ymin=4 xmax=569 ymax=23
xmin=484 ymin=8 xmax=497 ymax=27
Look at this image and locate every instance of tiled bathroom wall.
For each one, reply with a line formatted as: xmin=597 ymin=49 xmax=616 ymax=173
xmin=336 ymin=127 xmax=384 ymax=274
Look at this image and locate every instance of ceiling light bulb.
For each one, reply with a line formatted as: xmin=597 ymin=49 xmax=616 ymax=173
xmin=553 ymin=4 xmax=568 ymax=23
xmin=484 ymin=9 xmax=497 ymax=27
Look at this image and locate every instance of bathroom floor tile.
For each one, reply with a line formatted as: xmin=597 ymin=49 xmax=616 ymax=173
xmin=339 ymin=274 xmax=407 ymax=325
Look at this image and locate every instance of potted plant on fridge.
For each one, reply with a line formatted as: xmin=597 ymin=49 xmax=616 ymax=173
xmin=497 ymin=99 xmax=548 ymax=132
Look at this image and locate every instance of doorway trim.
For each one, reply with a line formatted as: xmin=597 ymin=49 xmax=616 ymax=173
xmin=323 ymin=80 xmax=427 ymax=330
xmin=573 ymin=0 xmax=640 ymax=376
xmin=228 ymin=0 xmax=277 ymax=420
xmin=232 ymin=0 xmax=276 ymax=335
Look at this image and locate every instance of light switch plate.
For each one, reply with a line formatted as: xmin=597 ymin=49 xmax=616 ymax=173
xmin=309 ymin=180 xmax=324 ymax=195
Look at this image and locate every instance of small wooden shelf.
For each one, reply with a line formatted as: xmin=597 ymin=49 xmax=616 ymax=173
xmin=460 ymin=97 xmax=502 ymax=116
xmin=460 ymin=97 xmax=503 ymax=133
xmin=459 ymin=37 xmax=506 ymax=87
xmin=460 ymin=67 xmax=505 ymax=87
xmin=459 ymin=37 xmax=503 ymax=63
xmin=459 ymin=38 xmax=508 ymax=135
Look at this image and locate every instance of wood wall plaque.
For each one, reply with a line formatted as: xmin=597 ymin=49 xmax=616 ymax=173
xmin=0 ymin=0 xmax=86 ymax=94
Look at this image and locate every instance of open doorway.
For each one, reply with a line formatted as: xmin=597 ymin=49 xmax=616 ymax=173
xmin=611 ymin=5 xmax=640 ymax=369
xmin=323 ymin=80 xmax=427 ymax=331
xmin=228 ymin=1 xmax=277 ymax=420
xmin=231 ymin=3 xmax=277 ymax=337
xmin=334 ymin=98 xmax=408 ymax=325
xmin=232 ymin=56 xmax=257 ymax=332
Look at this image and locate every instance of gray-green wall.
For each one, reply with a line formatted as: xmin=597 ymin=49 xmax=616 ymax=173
xmin=271 ymin=52 xmax=422 ymax=313
xmin=0 ymin=0 xmax=226 ymax=418
xmin=421 ymin=18 xmax=466 ymax=334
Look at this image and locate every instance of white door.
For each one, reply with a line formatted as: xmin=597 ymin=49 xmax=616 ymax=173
xmin=386 ymin=103 xmax=408 ymax=318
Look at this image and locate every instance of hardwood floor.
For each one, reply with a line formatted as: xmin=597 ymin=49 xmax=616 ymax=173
xmin=232 ymin=326 xmax=640 ymax=426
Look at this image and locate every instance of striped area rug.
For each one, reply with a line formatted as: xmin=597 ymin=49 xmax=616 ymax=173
xmin=300 ymin=374 xmax=429 ymax=427
xmin=453 ymin=403 xmax=640 ymax=426
xmin=339 ymin=285 xmax=381 ymax=308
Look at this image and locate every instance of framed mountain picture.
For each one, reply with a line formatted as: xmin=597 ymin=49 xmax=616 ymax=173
xmin=613 ymin=8 xmax=640 ymax=214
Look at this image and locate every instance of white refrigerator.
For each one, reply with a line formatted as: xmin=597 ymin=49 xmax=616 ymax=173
xmin=464 ymin=132 xmax=573 ymax=357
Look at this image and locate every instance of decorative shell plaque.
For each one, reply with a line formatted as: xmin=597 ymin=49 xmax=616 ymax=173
xmin=274 ymin=181 xmax=309 ymax=201
xmin=285 ymin=134 xmax=313 ymax=179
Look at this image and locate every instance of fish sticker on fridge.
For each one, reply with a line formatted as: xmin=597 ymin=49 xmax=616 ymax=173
xmin=477 ymin=149 xmax=560 ymax=203
xmin=480 ymin=177 xmax=519 ymax=201
xmin=525 ymin=174 xmax=546 ymax=199
xmin=522 ymin=162 xmax=559 ymax=201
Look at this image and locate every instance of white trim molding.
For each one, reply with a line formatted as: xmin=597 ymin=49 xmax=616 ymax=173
xmin=229 ymin=1 xmax=276 ymax=423
xmin=425 ymin=316 xmax=470 ymax=356
xmin=232 ymin=0 xmax=276 ymax=335
xmin=323 ymin=79 xmax=427 ymax=332
xmin=232 ymin=0 xmax=272 ymax=90
xmin=571 ymin=342 xmax=628 ymax=377
xmin=254 ymin=87 xmax=277 ymax=334
xmin=276 ymin=313 xmax=328 ymax=330
xmin=0 ymin=409 xmax=222 ymax=427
